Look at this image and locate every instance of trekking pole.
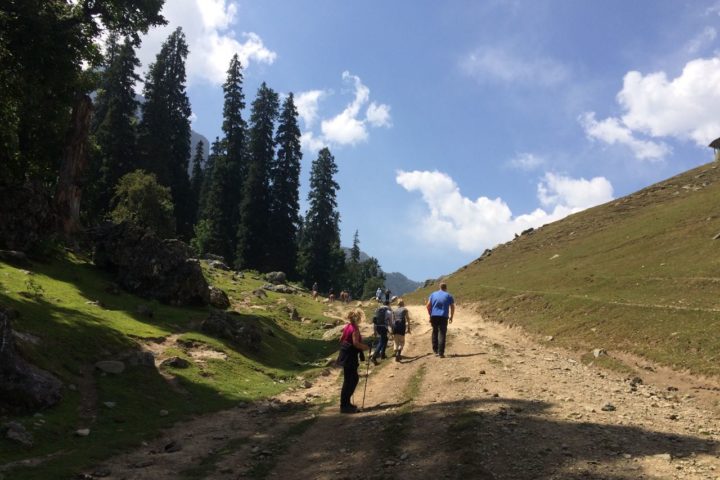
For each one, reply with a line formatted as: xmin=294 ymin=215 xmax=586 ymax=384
xmin=361 ymin=339 xmax=374 ymax=410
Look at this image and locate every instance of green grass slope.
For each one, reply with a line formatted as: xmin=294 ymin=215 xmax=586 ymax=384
xmin=0 ymin=254 xmax=338 ymax=479
xmin=409 ymin=161 xmax=720 ymax=376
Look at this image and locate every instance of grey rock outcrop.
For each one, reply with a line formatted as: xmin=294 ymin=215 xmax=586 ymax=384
xmin=209 ymin=286 xmax=230 ymax=309
xmin=92 ymin=223 xmax=210 ymax=306
xmin=201 ymin=311 xmax=262 ymax=351
xmin=0 ymin=309 xmax=62 ymax=412
xmin=264 ymin=271 xmax=287 ymax=285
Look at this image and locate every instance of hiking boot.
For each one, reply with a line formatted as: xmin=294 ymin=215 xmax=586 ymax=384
xmin=340 ymin=405 xmax=359 ymax=414
xmin=439 ymin=353 xmax=445 ymax=358
xmin=370 ymin=357 xmax=378 ymax=365
xmin=395 ymin=355 xmax=400 ymax=362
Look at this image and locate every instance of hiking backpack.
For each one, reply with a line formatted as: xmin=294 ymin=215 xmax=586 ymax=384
xmin=392 ymin=307 xmax=407 ymax=334
xmin=373 ymin=306 xmax=389 ymax=327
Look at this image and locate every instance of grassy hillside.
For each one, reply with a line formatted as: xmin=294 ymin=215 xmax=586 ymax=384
xmin=409 ymin=161 xmax=720 ymax=376
xmin=0 ymin=254 xmax=339 ymax=479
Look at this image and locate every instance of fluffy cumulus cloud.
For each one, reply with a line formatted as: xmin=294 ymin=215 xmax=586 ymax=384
xmin=580 ymin=55 xmax=720 ymax=160
xmin=396 ymin=170 xmax=613 ymax=253
xmin=579 ymin=112 xmax=671 ymax=161
xmin=137 ymin=0 xmax=276 ymax=86
xmin=298 ymin=71 xmax=391 ymax=151
xmin=460 ymin=46 xmax=569 ymax=87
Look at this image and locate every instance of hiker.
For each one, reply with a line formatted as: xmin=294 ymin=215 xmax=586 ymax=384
xmin=384 ymin=288 xmax=391 ymax=303
xmin=337 ymin=309 xmax=370 ymax=413
xmin=426 ymin=282 xmax=455 ymax=358
xmin=329 ymin=287 xmax=335 ymax=303
xmin=312 ymin=282 xmax=318 ymax=300
xmin=375 ymin=287 xmax=383 ymax=302
xmin=370 ymin=301 xmax=392 ymax=364
xmin=392 ymin=298 xmax=411 ymax=361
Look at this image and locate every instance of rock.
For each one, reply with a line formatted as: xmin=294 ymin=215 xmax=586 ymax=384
xmin=75 ymin=428 xmax=90 ymax=437
xmin=209 ymin=259 xmax=231 ymax=271
xmin=95 ymin=361 xmax=125 ymax=375
xmin=135 ymin=304 xmax=154 ymax=318
xmin=160 ymin=356 xmax=190 ymax=369
xmin=122 ymin=350 xmax=155 ymax=367
xmin=252 ymin=289 xmax=267 ymax=299
xmin=302 ymin=380 xmax=312 ymax=389
xmin=159 ymin=409 xmax=169 ymax=417
xmin=3 ymin=421 xmax=33 ymax=446
xmin=91 ymin=222 xmax=210 ymax=306
xmin=289 ymin=307 xmax=300 ymax=321
xmin=0 ymin=309 xmax=62 ymax=413
xmin=592 ymin=348 xmax=607 ymax=358
xmin=163 ymin=440 xmax=181 ymax=452
xmin=545 ymin=335 xmax=554 ymax=341
xmin=0 ymin=250 xmax=28 ymax=264
xmin=201 ymin=253 xmax=226 ymax=262
xmin=91 ymin=468 xmax=111 ymax=478
xmin=201 ymin=311 xmax=262 ymax=351
xmin=208 ymin=286 xmax=230 ymax=309
xmin=653 ymin=453 xmax=672 ymax=461
xmin=263 ymin=284 xmax=296 ymax=294
xmin=601 ymin=403 xmax=616 ymax=412
xmin=103 ymin=401 xmax=116 ymax=408
xmin=264 ymin=271 xmax=287 ymax=285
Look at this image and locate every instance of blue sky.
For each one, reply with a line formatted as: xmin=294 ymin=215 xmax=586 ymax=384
xmin=137 ymin=0 xmax=720 ymax=281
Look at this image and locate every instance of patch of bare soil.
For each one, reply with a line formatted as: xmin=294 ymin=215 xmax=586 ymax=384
xmin=90 ymin=305 xmax=720 ymax=479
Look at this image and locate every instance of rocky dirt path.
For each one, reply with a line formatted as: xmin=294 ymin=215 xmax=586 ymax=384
xmin=93 ymin=305 xmax=720 ymax=479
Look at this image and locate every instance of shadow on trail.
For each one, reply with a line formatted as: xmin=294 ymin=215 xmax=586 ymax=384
xmin=398 ymin=353 xmax=433 ymax=364
xmin=447 ymin=352 xmax=487 ymax=359
xmin=269 ymin=396 xmax=717 ymax=480
xmin=360 ymin=400 xmax=411 ymax=413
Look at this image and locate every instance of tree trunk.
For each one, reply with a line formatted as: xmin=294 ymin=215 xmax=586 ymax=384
xmin=55 ymin=94 xmax=92 ymax=239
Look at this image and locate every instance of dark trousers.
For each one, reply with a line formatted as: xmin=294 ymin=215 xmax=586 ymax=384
xmin=430 ymin=316 xmax=448 ymax=355
xmin=340 ymin=360 xmax=360 ymax=407
xmin=372 ymin=328 xmax=388 ymax=359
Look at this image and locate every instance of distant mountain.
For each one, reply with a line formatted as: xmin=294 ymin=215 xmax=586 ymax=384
xmin=340 ymin=247 xmax=421 ymax=295
xmin=384 ymin=272 xmax=423 ymax=296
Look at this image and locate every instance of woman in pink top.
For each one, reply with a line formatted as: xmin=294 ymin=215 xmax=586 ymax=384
xmin=337 ymin=309 xmax=370 ymax=413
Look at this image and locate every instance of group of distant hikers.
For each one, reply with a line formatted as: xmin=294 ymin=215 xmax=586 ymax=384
xmin=311 ymin=282 xmax=352 ymax=304
xmin=336 ymin=282 xmax=455 ymax=414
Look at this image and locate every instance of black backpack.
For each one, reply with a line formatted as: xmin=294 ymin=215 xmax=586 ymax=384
xmin=392 ymin=308 xmax=407 ymax=334
xmin=373 ymin=306 xmax=389 ymax=327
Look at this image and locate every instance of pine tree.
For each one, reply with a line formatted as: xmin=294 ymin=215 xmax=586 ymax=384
xmin=138 ymin=27 xmax=193 ymax=238
xmin=235 ymin=82 xmax=279 ymax=270
xmin=298 ymin=147 xmax=345 ymax=288
xmin=189 ymin=139 xmax=204 ymax=224
xmin=350 ymin=230 xmax=361 ymax=263
xmin=86 ymin=36 xmax=141 ymax=221
xmin=267 ymin=92 xmax=302 ymax=276
xmin=195 ymin=137 xmax=234 ymax=259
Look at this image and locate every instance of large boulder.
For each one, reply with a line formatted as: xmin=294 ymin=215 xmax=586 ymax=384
xmin=92 ymin=223 xmax=210 ymax=306
xmin=201 ymin=311 xmax=262 ymax=351
xmin=208 ymin=286 xmax=230 ymax=309
xmin=0 ymin=309 xmax=62 ymax=413
xmin=264 ymin=271 xmax=287 ymax=285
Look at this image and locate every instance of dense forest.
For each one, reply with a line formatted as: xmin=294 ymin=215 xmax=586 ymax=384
xmin=0 ymin=0 xmax=385 ymax=299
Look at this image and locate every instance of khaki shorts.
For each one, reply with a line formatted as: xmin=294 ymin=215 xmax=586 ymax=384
xmin=393 ymin=334 xmax=405 ymax=351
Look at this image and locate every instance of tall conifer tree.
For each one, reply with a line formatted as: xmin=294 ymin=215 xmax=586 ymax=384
xmin=235 ymin=83 xmax=279 ymax=270
xmin=138 ymin=27 xmax=193 ymax=237
xmin=189 ymin=139 xmax=204 ymax=224
xmin=298 ymin=147 xmax=345 ymax=288
xmin=267 ymin=93 xmax=302 ymax=276
xmin=195 ymin=137 xmax=233 ymax=258
xmin=87 ymin=36 xmax=141 ymax=219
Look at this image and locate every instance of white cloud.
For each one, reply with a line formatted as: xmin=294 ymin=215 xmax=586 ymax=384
xmin=300 ymin=131 xmax=327 ymax=152
xmin=366 ymin=102 xmax=392 ymax=127
xmin=509 ymin=152 xmax=545 ymax=171
xmin=686 ymin=27 xmax=717 ymax=54
xmin=580 ymin=55 xmax=720 ymax=159
xmin=138 ymin=0 xmax=276 ymax=86
xmin=461 ymin=46 xmax=569 ymax=86
xmin=295 ymin=90 xmax=326 ymax=128
xmin=579 ymin=112 xmax=671 ymax=161
xmin=396 ymin=170 xmax=613 ymax=253
xmin=300 ymin=71 xmax=391 ymax=152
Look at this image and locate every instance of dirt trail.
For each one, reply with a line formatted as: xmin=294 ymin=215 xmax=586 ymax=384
xmin=95 ymin=305 xmax=720 ymax=479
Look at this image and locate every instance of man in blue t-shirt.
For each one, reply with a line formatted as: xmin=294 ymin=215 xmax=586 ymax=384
xmin=426 ymin=282 xmax=455 ymax=358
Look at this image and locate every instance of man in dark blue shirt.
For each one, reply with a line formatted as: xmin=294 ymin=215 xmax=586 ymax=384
xmin=426 ymin=282 xmax=455 ymax=358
